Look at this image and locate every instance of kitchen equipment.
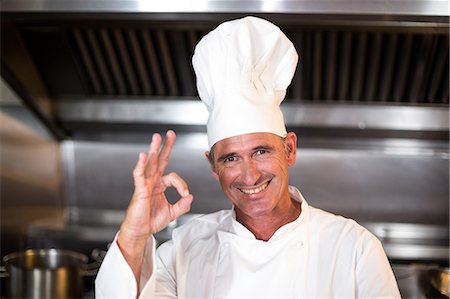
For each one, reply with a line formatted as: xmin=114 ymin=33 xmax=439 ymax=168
xmin=1 ymin=248 xmax=100 ymax=299
xmin=413 ymin=266 xmax=450 ymax=298
xmin=429 ymin=268 xmax=450 ymax=297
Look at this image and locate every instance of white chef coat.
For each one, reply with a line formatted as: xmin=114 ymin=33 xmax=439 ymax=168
xmin=95 ymin=186 xmax=401 ymax=298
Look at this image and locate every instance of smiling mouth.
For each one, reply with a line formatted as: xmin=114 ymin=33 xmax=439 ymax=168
xmin=239 ymin=181 xmax=269 ymax=194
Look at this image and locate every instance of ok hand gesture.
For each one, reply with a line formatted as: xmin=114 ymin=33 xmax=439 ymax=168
xmin=117 ymin=130 xmax=193 ymax=282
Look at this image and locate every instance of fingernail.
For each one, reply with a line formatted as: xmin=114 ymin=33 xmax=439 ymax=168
xmin=183 ymin=190 xmax=189 ymax=197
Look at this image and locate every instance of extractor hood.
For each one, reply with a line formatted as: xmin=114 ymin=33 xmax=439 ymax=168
xmin=1 ymin=0 xmax=448 ymax=143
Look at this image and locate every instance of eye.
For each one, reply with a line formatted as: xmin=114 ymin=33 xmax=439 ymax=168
xmin=255 ymin=149 xmax=267 ymax=155
xmin=224 ymin=156 xmax=236 ymax=163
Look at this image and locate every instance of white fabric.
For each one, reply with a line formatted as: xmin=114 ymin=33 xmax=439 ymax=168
xmin=95 ymin=186 xmax=401 ymax=299
xmin=192 ymin=16 xmax=298 ymax=147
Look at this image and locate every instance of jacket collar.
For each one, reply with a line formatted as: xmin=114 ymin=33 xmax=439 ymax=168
xmin=218 ymin=186 xmax=309 ymax=242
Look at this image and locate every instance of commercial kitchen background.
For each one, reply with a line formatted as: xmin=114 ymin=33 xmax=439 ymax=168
xmin=0 ymin=0 xmax=449 ymax=297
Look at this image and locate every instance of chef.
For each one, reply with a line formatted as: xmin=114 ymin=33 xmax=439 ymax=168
xmin=95 ymin=16 xmax=401 ymax=298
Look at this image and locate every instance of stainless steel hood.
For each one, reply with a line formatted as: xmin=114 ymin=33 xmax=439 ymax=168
xmin=1 ymin=0 xmax=449 ymax=16
xmin=1 ymin=0 xmax=449 ymax=142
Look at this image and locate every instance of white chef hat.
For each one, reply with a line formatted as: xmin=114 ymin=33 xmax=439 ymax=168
xmin=192 ymin=16 xmax=299 ymax=148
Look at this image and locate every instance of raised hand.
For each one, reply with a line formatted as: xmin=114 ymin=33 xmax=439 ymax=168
xmin=117 ymin=130 xmax=193 ymax=284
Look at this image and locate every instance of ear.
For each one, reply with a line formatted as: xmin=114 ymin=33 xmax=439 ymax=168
xmin=285 ymin=132 xmax=297 ymax=166
xmin=204 ymin=151 xmax=220 ymax=181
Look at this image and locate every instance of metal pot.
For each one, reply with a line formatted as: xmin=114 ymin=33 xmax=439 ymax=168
xmin=1 ymin=248 xmax=100 ymax=299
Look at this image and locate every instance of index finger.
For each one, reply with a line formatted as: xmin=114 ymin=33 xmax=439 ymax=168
xmin=157 ymin=130 xmax=176 ymax=175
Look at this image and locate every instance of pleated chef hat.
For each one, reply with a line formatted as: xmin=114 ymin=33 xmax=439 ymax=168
xmin=192 ymin=16 xmax=299 ymax=148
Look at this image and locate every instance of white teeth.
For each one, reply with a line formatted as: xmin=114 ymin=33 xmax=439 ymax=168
xmin=240 ymin=182 xmax=268 ymax=194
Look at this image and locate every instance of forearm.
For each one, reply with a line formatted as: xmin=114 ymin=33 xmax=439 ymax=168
xmin=117 ymin=230 xmax=149 ymax=288
xmin=95 ymin=232 xmax=175 ymax=299
xmin=95 ymin=233 xmax=146 ymax=299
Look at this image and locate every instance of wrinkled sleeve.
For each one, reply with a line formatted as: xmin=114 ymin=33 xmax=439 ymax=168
xmin=95 ymin=233 xmax=177 ymax=299
xmin=141 ymin=241 xmax=177 ymax=298
xmin=355 ymin=232 xmax=401 ymax=299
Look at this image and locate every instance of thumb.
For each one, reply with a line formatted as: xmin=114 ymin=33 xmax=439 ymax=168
xmin=171 ymin=195 xmax=194 ymax=220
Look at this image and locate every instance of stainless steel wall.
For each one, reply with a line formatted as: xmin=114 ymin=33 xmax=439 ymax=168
xmin=61 ymin=133 xmax=449 ymax=227
xmin=0 ymin=79 xmax=63 ymax=256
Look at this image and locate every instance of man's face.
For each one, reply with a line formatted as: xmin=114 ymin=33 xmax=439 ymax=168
xmin=206 ymin=132 xmax=297 ymax=219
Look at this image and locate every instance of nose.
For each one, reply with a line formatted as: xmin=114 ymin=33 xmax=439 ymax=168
xmin=240 ymin=158 xmax=261 ymax=185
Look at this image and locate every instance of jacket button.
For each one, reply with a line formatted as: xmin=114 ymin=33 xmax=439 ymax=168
xmin=294 ymin=240 xmax=304 ymax=248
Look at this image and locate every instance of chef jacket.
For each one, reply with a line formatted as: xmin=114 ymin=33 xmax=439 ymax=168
xmin=95 ymin=186 xmax=401 ymax=298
